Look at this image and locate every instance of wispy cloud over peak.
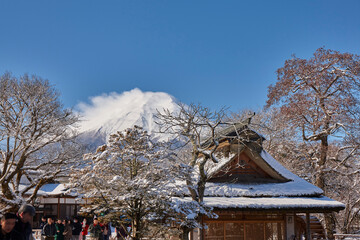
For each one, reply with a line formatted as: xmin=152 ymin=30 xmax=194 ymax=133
xmin=76 ymin=88 xmax=178 ymax=136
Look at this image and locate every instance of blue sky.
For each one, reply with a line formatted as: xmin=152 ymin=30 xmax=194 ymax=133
xmin=0 ymin=0 xmax=359 ymax=112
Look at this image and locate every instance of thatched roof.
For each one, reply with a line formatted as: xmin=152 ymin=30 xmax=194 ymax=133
xmin=201 ymin=121 xmax=265 ymax=149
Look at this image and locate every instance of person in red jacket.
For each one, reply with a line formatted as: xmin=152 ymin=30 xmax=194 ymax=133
xmin=80 ymin=219 xmax=89 ymax=240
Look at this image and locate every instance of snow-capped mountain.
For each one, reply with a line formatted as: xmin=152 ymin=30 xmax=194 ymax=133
xmin=76 ymin=88 xmax=179 ymax=149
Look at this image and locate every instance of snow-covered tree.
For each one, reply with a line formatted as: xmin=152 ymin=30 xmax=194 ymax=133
xmin=156 ymin=103 xmax=226 ymax=240
xmin=0 ymin=73 xmax=81 ymax=213
xmin=264 ymin=48 xmax=360 ymax=239
xmin=69 ymin=126 xmax=181 ymax=240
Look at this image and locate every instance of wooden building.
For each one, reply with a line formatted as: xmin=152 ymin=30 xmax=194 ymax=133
xmin=180 ymin=123 xmax=345 ymax=240
xmin=32 ymin=184 xmax=84 ymax=228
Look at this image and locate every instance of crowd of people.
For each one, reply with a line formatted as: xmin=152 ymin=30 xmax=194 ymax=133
xmin=0 ymin=205 xmax=128 ymax=240
xmin=39 ymin=216 xmax=113 ymax=240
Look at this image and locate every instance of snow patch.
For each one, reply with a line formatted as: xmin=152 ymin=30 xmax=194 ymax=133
xmin=174 ymin=196 xmax=345 ymax=210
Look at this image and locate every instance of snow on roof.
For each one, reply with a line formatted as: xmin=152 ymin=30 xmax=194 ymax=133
xmin=40 ymin=184 xmax=75 ymax=196
xmin=18 ymin=184 xmax=48 ymax=196
xmin=260 ymin=150 xmax=304 ymax=182
xmin=175 ymin=196 xmax=345 ymax=211
xmin=205 ymin=152 xmax=237 ymax=178
xmin=50 ymin=184 xmax=68 ymax=195
xmin=199 ymin=150 xmax=323 ymax=197
xmin=204 ymin=179 xmax=322 ymax=197
xmin=40 ymin=184 xmax=61 ymax=193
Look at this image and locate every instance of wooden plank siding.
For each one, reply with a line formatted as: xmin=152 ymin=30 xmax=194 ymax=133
xmin=203 ymin=212 xmax=286 ymax=240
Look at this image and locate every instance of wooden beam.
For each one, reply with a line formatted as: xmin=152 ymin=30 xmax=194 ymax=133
xmin=57 ymin=198 xmax=60 ymax=219
xmin=306 ymin=213 xmax=311 ymax=240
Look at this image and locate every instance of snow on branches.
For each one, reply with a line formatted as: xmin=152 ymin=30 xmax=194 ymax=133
xmin=265 ymin=48 xmax=360 ymax=237
xmin=69 ymin=126 xmax=201 ymax=239
xmin=0 ymin=73 xmax=81 ymax=212
xmin=156 ymin=103 xmax=227 ymax=239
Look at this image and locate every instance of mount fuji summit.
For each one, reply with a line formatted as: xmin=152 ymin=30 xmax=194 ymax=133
xmin=76 ymin=88 xmax=179 ymax=149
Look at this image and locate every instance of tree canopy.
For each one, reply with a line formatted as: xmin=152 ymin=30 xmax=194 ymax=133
xmin=265 ymin=48 xmax=360 ymax=238
xmin=69 ymin=126 xmax=182 ymax=240
xmin=0 ymin=73 xmax=81 ymax=212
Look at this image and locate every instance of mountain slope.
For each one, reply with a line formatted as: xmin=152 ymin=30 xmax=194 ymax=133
xmin=76 ymin=88 xmax=179 ymax=149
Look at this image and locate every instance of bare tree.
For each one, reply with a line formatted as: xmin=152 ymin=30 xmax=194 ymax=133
xmin=329 ymin=153 xmax=360 ymax=234
xmin=0 ymin=73 xmax=81 ymax=212
xmin=156 ymin=103 xmax=226 ymax=240
xmin=265 ymin=48 xmax=360 ymax=239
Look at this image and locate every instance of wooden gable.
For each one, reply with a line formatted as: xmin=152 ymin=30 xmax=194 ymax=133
xmin=208 ymin=147 xmax=290 ymax=183
xmin=203 ymin=122 xmax=290 ymax=183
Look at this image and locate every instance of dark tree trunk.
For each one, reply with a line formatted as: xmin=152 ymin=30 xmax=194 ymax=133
xmin=324 ymin=212 xmax=336 ymax=240
xmin=180 ymin=226 xmax=190 ymax=240
xmin=315 ymin=137 xmax=328 ymax=190
xmin=317 ymin=137 xmax=336 ymax=239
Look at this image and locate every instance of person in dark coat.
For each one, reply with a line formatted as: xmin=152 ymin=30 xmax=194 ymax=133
xmin=40 ymin=217 xmax=47 ymax=229
xmin=40 ymin=217 xmax=47 ymax=240
xmin=43 ymin=218 xmax=56 ymax=240
xmin=88 ymin=218 xmax=103 ymax=240
xmin=14 ymin=204 xmax=36 ymax=240
xmin=101 ymin=222 xmax=110 ymax=240
xmin=71 ymin=217 xmax=82 ymax=240
xmin=0 ymin=213 xmax=23 ymax=240
xmin=55 ymin=219 xmax=64 ymax=240
xmin=62 ymin=220 xmax=72 ymax=240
